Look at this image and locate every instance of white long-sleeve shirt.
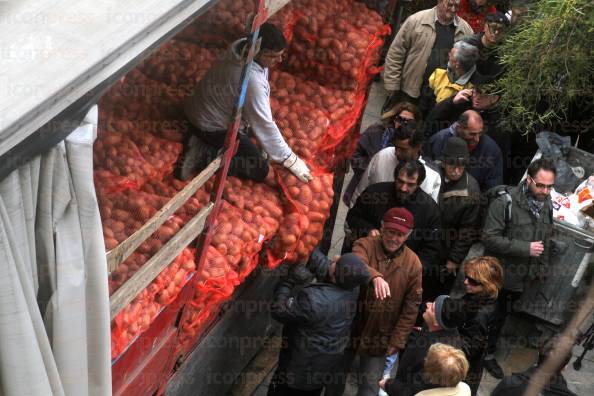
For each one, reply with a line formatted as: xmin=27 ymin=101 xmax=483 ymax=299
xmin=349 ymin=147 xmax=441 ymax=207
xmin=184 ymin=39 xmax=292 ymax=162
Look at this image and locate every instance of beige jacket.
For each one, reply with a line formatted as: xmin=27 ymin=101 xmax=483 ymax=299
xmin=384 ymin=7 xmax=473 ymax=98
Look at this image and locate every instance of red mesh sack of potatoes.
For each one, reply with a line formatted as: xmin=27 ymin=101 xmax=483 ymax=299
xmin=177 ymin=246 xmax=240 ymax=354
xmin=268 ymin=3 xmax=302 ymax=46
xmin=175 ymin=0 xmax=257 ymax=45
xmin=270 ymin=70 xmax=358 ymax=122
xmin=336 ymin=3 xmax=387 ymax=36
xmin=94 ymin=131 xmax=159 ymax=187
xmin=285 ymin=11 xmax=388 ymax=90
xmin=96 ymin=187 xmax=186 ymax=253
xmin=267 ymin=167 xmax=334 ymax=265
xmin=138 ymin=40 xmax=220 ymax=88
xmin=139 ymin=178 xmax=209 ymax=223
xmin=98 ymin=68 xmax=189 ymax=145
xmin=211 ymin=200 xmax=263 ymax=276
xmin=222 ymin=176 xmax=283 ymax=240
xmin=269 ymin=70 xmax=366 ymax=167
xmin=316 ymin=90 xmax=368 ymax=168
xmin=111 ymin=289 xmax=160 ymax=359
xmin=99 ymin=69 xmax=186 ymax=124
xmin=99 ymin=118 xmax=182 ymax=179
xmin=110 ymin=248 xmax=196 ymax=359
xmin=269 ymin=98 xmax=330 ymax=161
xmin=93 ymin=170 xmax=140 ymax=195
xmin=292 ymin=0 xmax=351 ymax=18
xmin=108 ymin=252 xmax=149 ymax=295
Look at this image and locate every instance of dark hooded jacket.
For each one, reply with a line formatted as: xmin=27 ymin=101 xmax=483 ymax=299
xmin=386 ymin=326 xmax=462 ymax=394
xmin=270 ymin=250 xmax=368 ymax=390
xmin=438 ymin=293 xmax=497 ymax=395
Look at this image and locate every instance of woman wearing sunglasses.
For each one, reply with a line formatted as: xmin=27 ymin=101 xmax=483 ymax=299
xmin=342 ymin=101 xmax=420 ymax=205
xmin=433 ymin=256 xmax=503 ymax=395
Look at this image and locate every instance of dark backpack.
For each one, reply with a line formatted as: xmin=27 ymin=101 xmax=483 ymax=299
xmin=481 ymin=185 xmax=513 ymax=229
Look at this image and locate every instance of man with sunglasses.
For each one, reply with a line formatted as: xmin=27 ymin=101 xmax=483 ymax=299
xmin=481 ymin=158 xmax=556 ymax=379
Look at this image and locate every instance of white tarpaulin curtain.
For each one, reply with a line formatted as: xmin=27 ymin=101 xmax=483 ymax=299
xmin=0 ymin=106 xmax=111 ymax=396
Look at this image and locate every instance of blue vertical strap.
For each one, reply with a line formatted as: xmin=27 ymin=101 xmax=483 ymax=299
xmin=235 ymin=27 xmax=260 ymax=112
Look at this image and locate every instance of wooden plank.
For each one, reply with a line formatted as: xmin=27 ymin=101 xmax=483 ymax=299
xmin=110 ymin=203 xmax=213 ymax=320
xmin=107 ymin=156 xmax=222 ymax=273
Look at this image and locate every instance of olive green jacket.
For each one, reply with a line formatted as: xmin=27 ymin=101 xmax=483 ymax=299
xmin=481 ymin=185 xmax=553 ymax=292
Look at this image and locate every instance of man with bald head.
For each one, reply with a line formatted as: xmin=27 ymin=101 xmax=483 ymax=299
xmin=425 ymin=110 xmax=502 ymax=191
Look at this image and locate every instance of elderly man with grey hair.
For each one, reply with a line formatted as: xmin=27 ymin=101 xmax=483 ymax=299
xmin=427 ymin=40 xmax=482 ymax=105
xmin=383 ymin=0 xmax=473 ymax=110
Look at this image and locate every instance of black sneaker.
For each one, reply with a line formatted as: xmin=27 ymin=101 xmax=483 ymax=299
xmin=483 ymin=358 xmax=504 ymax=379
xmin=175 ymin=135 xmax=211 ymax=181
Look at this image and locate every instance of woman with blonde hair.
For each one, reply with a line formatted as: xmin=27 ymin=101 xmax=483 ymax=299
xmin=380 ymin=343 xmax=471 ymax=396
xmin=419 ymin=343 xmax=471 ymax=396
xmin=433 ymin=256 xmax=503 ymax=395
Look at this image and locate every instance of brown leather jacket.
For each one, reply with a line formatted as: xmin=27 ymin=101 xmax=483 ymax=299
xmin=351 ymin=236 xmax=423 ymax=356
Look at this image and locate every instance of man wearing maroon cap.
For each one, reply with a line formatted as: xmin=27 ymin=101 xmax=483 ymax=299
xmin=338 ymin=207 xmax=423 ymax=396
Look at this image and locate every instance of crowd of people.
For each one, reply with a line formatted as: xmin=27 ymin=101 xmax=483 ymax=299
xmin=265 ymin=1 xmax=578 ymax=396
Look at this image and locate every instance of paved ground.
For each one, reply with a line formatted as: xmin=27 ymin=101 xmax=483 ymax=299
xmin=232 ymin=82 xmax=594 ymax=396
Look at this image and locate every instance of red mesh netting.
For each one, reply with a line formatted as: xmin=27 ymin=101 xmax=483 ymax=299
xmin=269 ymin=70 xmax=368 ymax=168
xmin=175 ymin=0 xmax=258 ymax=46
xmin=110 ymin=248 xmax=196 ymax=359
xmin=267 ymin=166 xmax=334 ymax=265
xmin=285 ymin=14 xmax=388 ymax=91
xmin=138 ymin=40 xmax=220 ymax=88
xmin=99 ymin=122 xmax=183 ymax=179
xmin=220 ymin=176 xmax=283 ymax=240
xmin=270 ymin=98 xmax=330 ymax=161
xmin=93 ymin=131 xmax=159 ymax=188
xmin=177 ymin=246 xmax=240 ymax=353
xmin=98 ymin=0 xmax=390 ymax=362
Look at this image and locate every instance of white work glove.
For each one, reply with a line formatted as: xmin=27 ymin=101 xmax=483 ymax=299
xmin=282 ymin=153 xmax=313 ymax=182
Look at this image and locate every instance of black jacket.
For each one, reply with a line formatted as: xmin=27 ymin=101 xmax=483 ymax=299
xmin=456 ymin=294 xmax=497 ymax=395
xmin=438 ymin=170 xmax=481 ymax=265
xmin=270 ymin=263 xmax=360 ymax=390
xmin=392 ymin=327 xmax=463 ymax=388
xmin=491 ymin=367 xmax=576 ymax=396
xmin=344 ymin=122 xmax=393 ymax=201
xmin=346 ymin=182 xmax=441 ymax=274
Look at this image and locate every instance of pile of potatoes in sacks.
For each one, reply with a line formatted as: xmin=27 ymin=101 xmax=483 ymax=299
xmin=111 ymin=248 xmax=196 ymax=359
xmin=285 ymin=5 xmax=388 ymax=90
xmin=95 ymin=0 xmax=388 ymax=359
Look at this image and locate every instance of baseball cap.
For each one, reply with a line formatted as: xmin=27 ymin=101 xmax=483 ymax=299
xmin=382 ymin=207 xmax=414 ymax=233
xmin=485 ymin=11 xmax=511 ymax=27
